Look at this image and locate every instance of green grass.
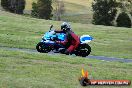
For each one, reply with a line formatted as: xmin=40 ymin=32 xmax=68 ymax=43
xmin=62 ymin=13 xmax=93 ymax=24
xmin=25 ymin=0 xmax=93 ymax=22
xmin=0 ymin=10 xmax=132 ymax=59
xmin=25 ymin=0 xmax=92 ymax=13
xmin=0 ymin=48 xmax=132 ymax=88
xmin=0 ymin=10 xmax=132 ymax=88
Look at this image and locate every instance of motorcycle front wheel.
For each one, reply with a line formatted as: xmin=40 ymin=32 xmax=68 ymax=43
xmin=36 ymin=42 xmax=51 ymax=53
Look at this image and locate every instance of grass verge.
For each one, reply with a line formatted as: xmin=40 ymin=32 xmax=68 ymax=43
xmin=0 ymin=48 xmax=132 ymax=88
xmin=0 ymin=11 xmax=132 ymax=59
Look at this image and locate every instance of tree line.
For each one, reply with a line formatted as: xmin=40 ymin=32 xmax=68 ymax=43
xmin=1 ymin=0 xmax=131 ymax=28
xmin=31 ymin=0 xmax=65 ymax=20
xmin=1 ymin=0 xmax=25 ymax=14
xmin=92 ymin=0 xmax=132 ymax=28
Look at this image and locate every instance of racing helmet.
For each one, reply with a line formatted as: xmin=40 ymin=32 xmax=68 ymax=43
xmin=61 ymin=22 xmax=71 ymax=32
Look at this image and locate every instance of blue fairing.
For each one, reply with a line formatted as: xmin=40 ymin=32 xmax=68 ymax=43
xmin=81 ymin=36 xmax=93 ymax=41
xmin=42 ymin=31 xmax=93 ymax=44
xmin=43 ymin=32 xmax=66 ymax=41
xmin=56 ymin=33 xmax=66 ymax=41
xmin=41 ymin=31 xmax=66 ymax=49
xmin=44 ymin=32 xmax=56 ymax=40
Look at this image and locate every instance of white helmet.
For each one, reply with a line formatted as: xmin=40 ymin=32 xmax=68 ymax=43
xmin=61 ymin=22 xmax=71 ymax=32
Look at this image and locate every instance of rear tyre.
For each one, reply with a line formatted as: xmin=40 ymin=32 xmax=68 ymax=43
xmin=75 ymin=44 xmax=91 ymax=57
xmin=36 ymin=42 xmax=51 ymax=53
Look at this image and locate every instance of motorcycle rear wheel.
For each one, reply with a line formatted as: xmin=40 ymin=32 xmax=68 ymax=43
xmin=36 ymin=42 xmax=51 ymax=53
xmin=75 ymin=44 xmax=91 ymax=57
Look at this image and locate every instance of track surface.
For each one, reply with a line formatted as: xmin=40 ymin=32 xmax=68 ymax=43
xmin=1 ymin=46 xmax=132 ymax=63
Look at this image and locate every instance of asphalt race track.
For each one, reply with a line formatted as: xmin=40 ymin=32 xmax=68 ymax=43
xmin=1 ymin=46 xmax=132 ymax=63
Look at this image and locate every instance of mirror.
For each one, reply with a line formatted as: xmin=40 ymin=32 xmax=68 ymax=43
xmin=50 ymin=25 xmax=53 ymax=30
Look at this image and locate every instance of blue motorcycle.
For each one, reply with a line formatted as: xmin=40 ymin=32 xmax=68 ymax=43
xmin=36 ymin=25 xmax=93 ymax=57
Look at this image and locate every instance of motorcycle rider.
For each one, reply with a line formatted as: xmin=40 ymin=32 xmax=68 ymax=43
xmin=55 ymin=22 xmax=80 ymax=55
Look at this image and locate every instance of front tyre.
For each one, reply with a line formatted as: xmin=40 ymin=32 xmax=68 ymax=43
xmin=36 ymin=42 xmax=51 ymax=53
xmin=75 ymin=44 xmax=91 ymax=57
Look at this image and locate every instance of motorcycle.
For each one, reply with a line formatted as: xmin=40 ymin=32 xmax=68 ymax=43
xmin=36 ymin=25 xmax=93 ymax=57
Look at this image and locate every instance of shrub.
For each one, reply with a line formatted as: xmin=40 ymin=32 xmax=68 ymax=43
xmin=116 ymin=12 xmax=131 ymax=28
xmin=31 ymin=2 xmax=38 ymax=17
xmin=1 ymin=0 xmax=10 ymax=11
xmin=92 ymin=0 xmax=118 ymax=26
xmin=31 ymin=0 xmax=53 ymax=19
xmin=1 ymin=0 xmax=25 ymax=14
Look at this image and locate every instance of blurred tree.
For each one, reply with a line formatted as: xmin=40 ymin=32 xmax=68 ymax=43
xmin=31 ymin=2 xmax=38 ymax=17
xmin=53 ymin=0 xmax=65 ymax=21
xmin=118 ymin=0 xmax=132 ymax=13
xmin=10 ymin=0 xmax=26 ymax=14
xmin=1 ymin=0 xmax=10 ymax=11
xmin=116 ymin=12 xmax=131 ymax=28
xmin=37 ymin=0 xmax=53 ymax=19
xmin=1 ymin=0 xmax=25 ymax=14
xmin=92 ymin=0 xmax=118 ymax=26
xmin=32 ymin=0 xmax=53 ymax=19
xmin=117 ymin=0 xmax=132 ymax=27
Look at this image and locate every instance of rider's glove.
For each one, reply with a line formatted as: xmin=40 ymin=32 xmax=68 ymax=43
xmin=49 ymin=30 xmax=55 ymax=35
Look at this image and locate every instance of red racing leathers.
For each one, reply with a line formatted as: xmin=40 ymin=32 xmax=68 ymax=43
xmin=55 ymin=30 xmax=80 ymax=53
